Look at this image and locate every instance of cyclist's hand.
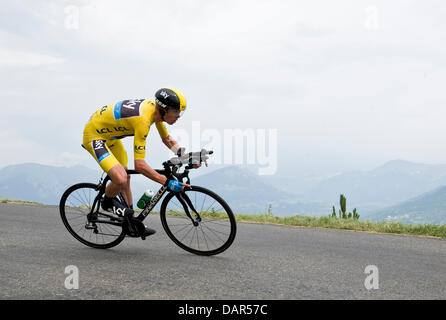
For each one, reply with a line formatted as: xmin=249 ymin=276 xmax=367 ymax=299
xmin=167 ymin=180 xmax=190 ymax=192
xmin=192 ymin=163 xmax=201 ymax=169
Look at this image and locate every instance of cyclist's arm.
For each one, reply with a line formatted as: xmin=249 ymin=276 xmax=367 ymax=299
xmin=133 ymin=125 xmax=166 ymax=184
xmin=162 ymin=135 xmax=181 ymax=154
xmin=161 ymin=135 xmax=201 ymax=168
xmin=134 ymin=159 xmax=168 ymax=185
xmin=154 ymin=122 xmax=180 ymax=154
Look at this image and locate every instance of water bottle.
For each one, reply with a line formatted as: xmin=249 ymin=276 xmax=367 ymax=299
xmin=137 ymin=189 xmax=154 ymax=209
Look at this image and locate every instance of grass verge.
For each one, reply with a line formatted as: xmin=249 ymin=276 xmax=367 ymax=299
xmin=234 ymin=213 xmax=446 ymax=239
xmin=0 ymin=198 xmax=43 ymax=205
xmin=164 ymin=209 xmax=446 ymax=239
xmin=2 ymin=200 xmax=445 ymax=238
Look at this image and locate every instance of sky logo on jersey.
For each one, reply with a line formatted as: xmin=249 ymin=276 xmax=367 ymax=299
xmin=99 ymin=105 xmax=108 ymax=115
xmin=92 ymin=140 xmax=111 ymax=163
xmin=97 ymin=152 xmax=110 ymax=163
xmin=113 ymin=99 xmax=143 ymax=120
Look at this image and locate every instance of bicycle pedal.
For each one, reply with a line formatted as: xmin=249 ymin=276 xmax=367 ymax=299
xmin=85 ymin=222 xmax=97 ymax=230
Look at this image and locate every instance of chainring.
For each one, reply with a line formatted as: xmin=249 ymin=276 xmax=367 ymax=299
xmin=122 ymin=217 xmax=146 ymax=237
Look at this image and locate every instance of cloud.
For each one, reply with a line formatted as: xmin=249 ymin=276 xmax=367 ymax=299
xmin=1 ymin=0 xmax=446 ymax=176
xmin=0 ymin=48 xmax=65 ymax=67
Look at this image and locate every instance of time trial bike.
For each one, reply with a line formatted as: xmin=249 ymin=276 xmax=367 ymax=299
xmin=59 ymin=149 xmax=237 ymax=256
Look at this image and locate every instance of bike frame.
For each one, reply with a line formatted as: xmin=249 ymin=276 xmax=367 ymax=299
xmin=88 ymin=165 xmax=199 ymax=227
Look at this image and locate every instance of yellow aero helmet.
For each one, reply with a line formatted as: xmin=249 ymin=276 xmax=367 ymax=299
xmin=155 ymin=88 xmax=187 ymax=112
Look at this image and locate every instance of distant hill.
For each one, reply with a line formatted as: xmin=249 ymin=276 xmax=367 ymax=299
xmin=3 ymin=161 xmax=446 ymax=223
xmin=0 ymin=163 xmax=328 ymax=216
xmin=308 ymin=160 xmax=446 ymax=212
xmin=0 ymin=163 xmax=102 ymax=205
xmin=368 ymin=186 xmax=446 ymax=225
xmin=192 ymin=166 xmax=328 ymax=215
xmin=0 ymin=163 xmax=156 ymax=206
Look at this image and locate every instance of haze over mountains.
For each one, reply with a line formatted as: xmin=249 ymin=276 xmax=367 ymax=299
xmin=1 ymin=160 xmax=446 ymax=224
xmin=0 ymin=163 xmax=101 ymax=205
xmin=307 ymin=160 xmax=446 ymax=209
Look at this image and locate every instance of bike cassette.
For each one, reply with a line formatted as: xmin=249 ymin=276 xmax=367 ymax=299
xmin=123 ymin=218 xmax=146 ymax=238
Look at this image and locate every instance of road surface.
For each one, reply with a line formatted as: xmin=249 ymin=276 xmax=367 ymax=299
xmin=1 ymin=203 xmax=445 ymax=299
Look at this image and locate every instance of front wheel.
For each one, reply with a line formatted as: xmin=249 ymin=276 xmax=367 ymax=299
xmin=160 ymin=186 xmax=237 ymax=256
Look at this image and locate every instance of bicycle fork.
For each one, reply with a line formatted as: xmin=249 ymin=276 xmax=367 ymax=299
xmin=175 ymin=192 xmax=201 ymax=226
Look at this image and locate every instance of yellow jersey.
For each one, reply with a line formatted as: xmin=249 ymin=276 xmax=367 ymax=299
xmin=83 ymin=99 xmax=168 ymax=161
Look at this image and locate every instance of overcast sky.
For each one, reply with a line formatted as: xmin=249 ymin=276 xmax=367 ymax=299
xmin=1 ymin=0 xmax=446 ymax=182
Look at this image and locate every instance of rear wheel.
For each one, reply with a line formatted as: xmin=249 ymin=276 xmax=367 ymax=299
xmin=59 ymin=183 xmax=126 ymax=249
xmin=160 ymin=186 xmax=237 ymax=256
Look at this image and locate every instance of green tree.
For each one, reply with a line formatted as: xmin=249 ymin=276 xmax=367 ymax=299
xmin=353 ymin=208 xmax=360 ymax=220
xmin=340 ymin=194 xmax=347 ymax=219
xmin=267 ymin=204 xmax=273 ymax=216
xmin=332 ymin=194 xmax=360 ymax=220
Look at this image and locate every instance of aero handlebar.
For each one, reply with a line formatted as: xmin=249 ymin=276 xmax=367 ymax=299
xmin=164 ymin=148 xmax=214 ymax=169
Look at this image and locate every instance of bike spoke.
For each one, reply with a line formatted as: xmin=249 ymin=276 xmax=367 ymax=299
xmin=199 ymin=224 xmax=211 ymax=250
xmin=201 ymin=219 xmax=230 ymax=226
xmin=73 ymin=191 xmax=88 ymax=207
xmin=66 ymin=214 xmax=87 ymax=222
xmin=179 ymin=224 xmax=195 ymax=243
xmin=203 ymin=199 xmax=217 ymax=214
xmin=200 ymin=223 xmax=228 ymax=242
xmin=200 ymin=225 xmax=218 ymax=249
xmin=199 ymin=194 xmax=207 ymax=215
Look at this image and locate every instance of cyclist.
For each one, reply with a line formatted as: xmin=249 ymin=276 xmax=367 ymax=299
xmin=82 ymin=88 xmax=196 ymax=237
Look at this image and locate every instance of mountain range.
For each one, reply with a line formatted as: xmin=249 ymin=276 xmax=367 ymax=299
xmin=0 ymin=163 xmax=101 ymax=205
xmin=370 ymin=186 xmax=446 ymax=225
xmin=1 ymin=161 xmax=446 ymax=225
xmin=192 ymin=166 xmax=327 ymax=215
xmin=0 ymin=163 xmax=327 ymax=216
xmin=307 ymin=160 xmax=446 ymax=212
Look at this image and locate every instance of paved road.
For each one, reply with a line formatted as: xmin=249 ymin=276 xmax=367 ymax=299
xmin=1 ymin=203 xmax=445 ymax=299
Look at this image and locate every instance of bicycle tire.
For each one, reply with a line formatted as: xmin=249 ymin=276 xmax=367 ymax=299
xmin=59 ymin=183 xmax=126 ymax=249
xmin=160 ymin=185 xmax=237 ymax=256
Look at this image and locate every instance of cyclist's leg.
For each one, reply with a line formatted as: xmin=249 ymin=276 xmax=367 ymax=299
xmin=107 ymin=140 xmax=133 ymax=208
xmin=105 ymin=164 xmax=128 ymax=198
xmin=83 ymin=139 xmax=134 ymax=217
xmin=83 ymin=139 xmax=128 ymax=198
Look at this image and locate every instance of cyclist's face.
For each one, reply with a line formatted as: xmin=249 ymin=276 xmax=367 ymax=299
xmin=164 ymin=108 xmax=183 ymax=125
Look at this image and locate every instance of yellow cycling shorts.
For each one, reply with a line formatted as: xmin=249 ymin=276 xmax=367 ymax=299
xmin=83 ymin=138 xmax=128 ymax=173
